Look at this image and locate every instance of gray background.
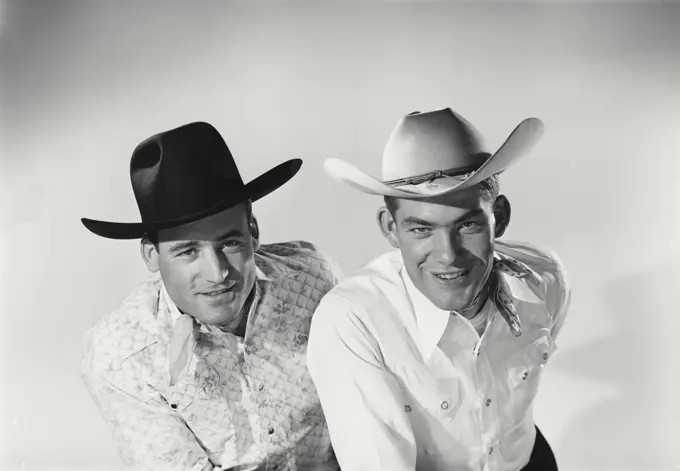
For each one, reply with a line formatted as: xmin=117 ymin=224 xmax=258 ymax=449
xmin=1 ymin=1 xmax=679 ymax=470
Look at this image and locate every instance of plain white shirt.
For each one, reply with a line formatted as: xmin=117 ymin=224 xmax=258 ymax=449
xmin=307 ymin=240 xmax=571 ymax=471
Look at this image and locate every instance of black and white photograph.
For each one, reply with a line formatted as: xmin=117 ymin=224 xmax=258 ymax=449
xmin=1 ymin=1 xmax=678 ymax=471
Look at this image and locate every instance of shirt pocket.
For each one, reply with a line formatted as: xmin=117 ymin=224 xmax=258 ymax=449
xmin=163 ymin=364 xmax=224 ymax=413
xmin=504 ymin=333 xmax=556 ymax=421
xmin=400 ymin=377 xmax=463 ymax=430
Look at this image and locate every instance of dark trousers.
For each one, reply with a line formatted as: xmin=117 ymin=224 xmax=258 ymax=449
xmin=520 ymin=426 xmax=558 ymax=471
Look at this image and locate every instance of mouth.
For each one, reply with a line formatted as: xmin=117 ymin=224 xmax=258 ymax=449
xmin=199 ymin=282 xmax=237 ymax=297
xmin=427 ymin=270 xmax=468 ymax=282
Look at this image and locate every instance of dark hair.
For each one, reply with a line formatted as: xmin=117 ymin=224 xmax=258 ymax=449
xmin=144 ymin=200 xmax=256 ymax=246
xmin=384 ymin=175 xmax=500 ymax=215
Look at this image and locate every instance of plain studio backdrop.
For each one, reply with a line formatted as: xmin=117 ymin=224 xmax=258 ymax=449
xmin=1 ymin=1 xmax=679 ymax=470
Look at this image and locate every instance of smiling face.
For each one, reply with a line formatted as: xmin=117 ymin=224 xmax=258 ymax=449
xmin=378 ymin=183 xmax=510 ymax=313
xmin=141 ymin=203 xmax=259 ymax=326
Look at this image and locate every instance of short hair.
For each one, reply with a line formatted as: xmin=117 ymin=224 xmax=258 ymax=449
xmin=144 ymin=200 xmax=255 ymax=246
xmin=384 ymin=174 xmax=500 ymax=215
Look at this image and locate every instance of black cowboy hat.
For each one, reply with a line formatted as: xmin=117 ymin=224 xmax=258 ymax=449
xmin=81 ymin=121 xmax=302 ymax=239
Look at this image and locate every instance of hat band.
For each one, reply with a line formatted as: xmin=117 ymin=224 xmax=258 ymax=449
xmin=383 ymin=163 xmax=481 ymax=187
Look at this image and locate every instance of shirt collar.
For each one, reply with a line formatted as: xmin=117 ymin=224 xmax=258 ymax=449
xmin=160 ymin=282 xmax=183 ymax=325
xmin=254 ymin=264 xmax=272 ymax=283
xmin=401 ymin=266 xmax=452 ymax=360
xmin=400 ymin=266 xmax=537 ymax=361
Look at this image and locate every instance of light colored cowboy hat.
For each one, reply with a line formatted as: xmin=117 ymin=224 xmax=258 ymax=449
xmin=324 ymin=107 xmax=545 ymax=198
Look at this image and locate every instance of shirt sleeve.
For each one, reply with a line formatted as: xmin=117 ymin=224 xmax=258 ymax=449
xmin=307 ymin=293 xmax=417 ymax=471
xmin=81 ymin=338 xmax=216 ymax=471
xmin=528 ymin=244 xmax=572 ymax=340
xmin=546 ymin=250 xmax=571 ymax=340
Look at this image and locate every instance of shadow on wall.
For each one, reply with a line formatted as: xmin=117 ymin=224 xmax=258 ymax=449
xmin=555 ymin=256 xmax=680 ymax=471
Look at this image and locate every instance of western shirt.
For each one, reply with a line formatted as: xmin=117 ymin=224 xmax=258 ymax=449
xmin=306 ymin=240 xmax=570 ymax=471
xmin=81 ymin=241 xmax=343 ymax=471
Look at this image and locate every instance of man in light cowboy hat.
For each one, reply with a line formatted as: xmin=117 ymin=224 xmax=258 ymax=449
xmin=307 ymin=108 xmax=571 ymax=471
xmin=80 ymin=122 xmax=343 ymax=471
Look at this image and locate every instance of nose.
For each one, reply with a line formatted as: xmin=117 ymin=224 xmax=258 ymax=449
xmin=436 ymin=231 xmax=462 ymax=265
xmin=201 ymin=247 xmax=230 ymax=283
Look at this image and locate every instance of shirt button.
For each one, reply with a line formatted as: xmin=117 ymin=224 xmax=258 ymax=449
xmin=522 ymin=371 xmax=529 ymax=380
xmin=170 ymin=403 xmax=178 ymax=409
xmin=268 ymin=427 xmax=275 ymax=435
xmin=405 ymin=405 xmax=412 ymax=413
xmin=489 ymin=446 xmax=494 ymax=455
xmin=258 ymin=384 xmax=264 ymax=391
xmin=441 ymin=401 xmax=449 ymax=410
xmin=485 ymin=398 xmax=492 ymax=407
xmin=543 ymin=352 xmax=549 ymax=360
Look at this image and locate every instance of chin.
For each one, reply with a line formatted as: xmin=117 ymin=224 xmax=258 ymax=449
xmin=195 ymin=312 xmax=222 ymax=325
xmin=432 ymin=288 xmax=478 ymax=312
xmin=194 ymin=305 xmax=235 ymax=325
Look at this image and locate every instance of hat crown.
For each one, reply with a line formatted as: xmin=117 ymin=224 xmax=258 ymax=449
xmin=381 ymin=108 xmax=490 ymax=181
xmin=130 ymin=122 xmax=247 ymax=223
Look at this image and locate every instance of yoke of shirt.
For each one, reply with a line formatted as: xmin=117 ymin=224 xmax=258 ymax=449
xmin=331 ymin=239 xmax=562 ymax=364
xmin=83 ymin=241 xmax=342 ymax=470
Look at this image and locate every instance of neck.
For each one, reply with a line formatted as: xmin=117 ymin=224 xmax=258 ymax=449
xmin=218 ymin=282 xmax=257 ymax=335
xmin=459 ymin=277 xmax=492 ymax=320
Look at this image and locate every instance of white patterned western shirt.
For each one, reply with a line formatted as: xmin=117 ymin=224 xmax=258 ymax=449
xmin=81 ymin=241 xmax=343 ymax=471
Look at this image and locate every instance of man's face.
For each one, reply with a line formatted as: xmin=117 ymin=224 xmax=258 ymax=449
xmin=143 ymin=203 xmax=258 ymax=326
xmin=380 ymin=187 xmax=509 ymax=312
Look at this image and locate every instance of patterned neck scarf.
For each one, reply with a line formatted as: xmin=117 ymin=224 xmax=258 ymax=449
xmin=460 ymin=251 xmax=542 ymax=337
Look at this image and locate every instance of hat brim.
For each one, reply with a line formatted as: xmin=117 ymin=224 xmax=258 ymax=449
xmin=81 ymin=159 xmax=302 ymax=240
xmin=324 ymin=117 xmax=545 ymax=198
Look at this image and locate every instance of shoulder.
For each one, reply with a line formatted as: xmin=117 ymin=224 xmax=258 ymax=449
xmin=311 ymin=251 xmax=405 ymax=332
xmin=495 ymin=239 xmax=571 ymax=319
xmin=308 ymin=252 xmax=408 ymax=369
xmin=81 ymin=275 xmax=163 ymax=384
xmin=256 ymin=240 xmax=344 ymax=289
xmin=496 ymin=240 xmax=568 ymax=285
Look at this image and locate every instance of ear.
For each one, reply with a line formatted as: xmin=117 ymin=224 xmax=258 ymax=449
xmin=377 ymin=206 xmax=400 ymax=249
xmin=493 ymin=195 xmax=511 ymax=238
xmin=140 ymin=237 xmax=160 ymax=272
xmin=249 ymin=213 xmax=260 ymax=252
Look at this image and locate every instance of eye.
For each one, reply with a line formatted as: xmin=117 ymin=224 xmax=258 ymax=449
xmin=178 ymin=248 xmax=197 ymax=257
xmin=460 ymin=220 xmax=485 ymax=232
xmin=222 ymin=240 xmax=245 ymax=251
xmin=410 ymin=227 xmax=431 ymax=235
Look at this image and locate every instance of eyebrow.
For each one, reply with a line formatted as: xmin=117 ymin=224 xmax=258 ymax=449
xmin=214 ymin=229 xmax=246 ymax=241
xmin=167 ymin=241 xmax=197 ymax=254
xmin=166 ymin=229 xmax=246 ymax=253
xmin=400 ymin=208 xmax=485 ymax=227
xmin=401 ymin=216 xmax=435 ymax=227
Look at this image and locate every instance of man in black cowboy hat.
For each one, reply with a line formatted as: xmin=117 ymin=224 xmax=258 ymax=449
xmin=307 ymin=108 xmax=571 ymax=471
xmin=80 ymin=122 xmax=343 ymax=471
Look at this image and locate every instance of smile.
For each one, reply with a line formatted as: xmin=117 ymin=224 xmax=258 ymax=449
xmin=428 ymin=270 xmax=468 ymax=281
xmin=200 ymin=282 xmax=236 ymax=296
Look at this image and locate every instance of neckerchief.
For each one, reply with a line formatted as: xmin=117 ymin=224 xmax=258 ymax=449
xmin=469 ymin=252 xmax=542 ymax=337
